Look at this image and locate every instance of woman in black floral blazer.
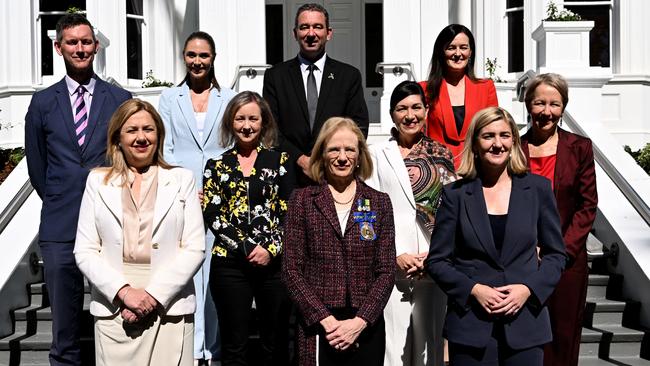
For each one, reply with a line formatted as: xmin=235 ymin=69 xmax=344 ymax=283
xmin=202 ymin=91 xmax=294 ymax=365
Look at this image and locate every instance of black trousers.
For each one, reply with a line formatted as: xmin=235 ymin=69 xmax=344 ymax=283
xmin=449 ymin=323 xmax=543 ymax=366
xmin=40 ymin=241 xmax=85 ymax=366
xmin=318 ymin=308 xmax=385 ymax=366
xmin=210 ymin=256 xmax=290 ymax=366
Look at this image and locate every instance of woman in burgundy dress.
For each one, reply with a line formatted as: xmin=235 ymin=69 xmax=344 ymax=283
xmin=521 ymin=73 xmax=598 ymax=366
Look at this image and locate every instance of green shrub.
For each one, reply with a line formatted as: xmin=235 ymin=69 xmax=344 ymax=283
xmin=545 ymin=1 xmax=582 ymax=21
xmin=142 ymin=70 xmax=174 ymax=88
xmin=624 ymin=144 xmax=650 ymax=175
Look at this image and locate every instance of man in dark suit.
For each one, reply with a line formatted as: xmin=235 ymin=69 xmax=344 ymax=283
xmin=263 ymin=3 xmax=369 ymax=185
xmin=24 ymin=14 xmax=131 ymax=366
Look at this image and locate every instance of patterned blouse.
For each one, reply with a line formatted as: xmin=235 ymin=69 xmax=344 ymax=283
xmin=202 ymin=145 xmax=294 ymax=259
xmin=402 ymin=134 xmax=456 ymax=235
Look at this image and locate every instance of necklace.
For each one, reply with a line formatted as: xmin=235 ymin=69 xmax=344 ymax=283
xmin=332 ymin=192 xmax=355 ymax=205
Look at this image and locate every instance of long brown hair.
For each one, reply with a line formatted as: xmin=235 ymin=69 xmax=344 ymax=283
xmin=178 ymin=31 xmax=221 ymax=91
xmin=424 ymin=24 xmax=478 ymax=106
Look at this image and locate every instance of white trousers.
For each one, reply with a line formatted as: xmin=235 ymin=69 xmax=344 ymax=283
xmin=383 ymin=276 xmax=446 ymax=366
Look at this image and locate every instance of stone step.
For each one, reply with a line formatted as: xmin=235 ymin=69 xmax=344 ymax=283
xmin=14 ymin=294 xmax=91 ymax=321
xmin=610 ymin=341 xmax=643 ymax=358
xmin=588 ymin=274 xmax=610 ymax=286
xmin=604 ymin=357 xmax=650 ymax=366
xmin=591 ymin=311 xmax=625 ymax=327
xmin=0 ymin=350 xmax=50 ymax=366
xmin=587 ymin=298 xmax=626 ymax=312
xmin=578 ymin=357 xmax=621 ymax=366
xmin=588 ymin=284 xmax=608 ymax=298
xmin=580 ymin=341 xmax=600 ymax=358
xmin=581 ymin=325 xmax=644 ymax=343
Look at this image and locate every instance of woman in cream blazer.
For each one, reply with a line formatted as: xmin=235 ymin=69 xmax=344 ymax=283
xmin=75 ymin=99 xmax=204 ymax=366
xmin=367 ymin=81 xmax=456 ymax=366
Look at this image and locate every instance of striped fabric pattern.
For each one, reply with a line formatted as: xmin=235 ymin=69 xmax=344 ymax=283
xmin=74 ymin=85 xmax=87 ymax=146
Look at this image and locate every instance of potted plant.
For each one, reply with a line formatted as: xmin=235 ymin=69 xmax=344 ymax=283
xmin=532 ymin=1 xmax=594 ymax=72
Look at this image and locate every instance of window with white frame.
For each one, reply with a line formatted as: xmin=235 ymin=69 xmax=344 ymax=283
xmin=506 ymin=0 xmax=524 ymax=73
xmin=38 ymin=0 xmax=86 ymax=76
xmin=126 ymin=0 xmax=144 ymax=80
xmin=563 ymin=0 xmax=611 ymax=68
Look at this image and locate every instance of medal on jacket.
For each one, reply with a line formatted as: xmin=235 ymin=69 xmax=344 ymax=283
xmin=354 ymin=199 xmax=377 ymax=241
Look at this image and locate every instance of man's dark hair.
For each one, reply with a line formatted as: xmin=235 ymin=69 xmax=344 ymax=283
xmin=294 ymin=3 xmax=330 ymax=29
xmin=55 ymin=13 xmax=95 ymax=43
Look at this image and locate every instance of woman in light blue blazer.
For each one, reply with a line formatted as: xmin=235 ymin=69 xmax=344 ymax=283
xmin=158 ymin=31 xmax=236 ymax=364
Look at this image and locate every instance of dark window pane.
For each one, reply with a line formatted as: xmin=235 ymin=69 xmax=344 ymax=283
xmin=564 ymin=4 xmax=610 ymax=67
xmin=507 ymin=9 xmax=524 ymax=72
xmin=265 ymin=4 xmax=283 ymax=66
xmin=127 ymin=18 xmax=143 ymax=79
xmin=126 ymin=0 xmax=143 ymax=16
xmin=40 ymin=0 xmax=85 ymax=12
xmin=39 ymin=0 xmax=87 ymax=76
xmin=41 ymin=15 xmax=59 ymax=76
xmin=364 ymin=3 xmax=383 ymax=88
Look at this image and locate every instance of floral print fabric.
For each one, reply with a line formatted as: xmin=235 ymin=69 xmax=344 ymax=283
xmin=403 ymin=135 xmax=456 ymax=235
xmin=202 ymin=145 xmax=293 ymax=258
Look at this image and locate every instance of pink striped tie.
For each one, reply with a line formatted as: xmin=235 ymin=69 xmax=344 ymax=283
xmin=73 ymin=86 xmax=88 ymax=146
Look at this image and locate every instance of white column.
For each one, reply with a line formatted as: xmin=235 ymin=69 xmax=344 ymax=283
xmin=87 ymin=0 xmax=128 ymax=83
xmin=450 ymin=0 xmax=472 ymax=28
xmin=0 ymin=0 xmax=34 ymax=86
xmin=199 ymin=0 xmax=267 ymax=91
xmin=380 ymin=0 xmax=449 ymax=130
xmin=616 ymin=0 xmax=650 ymax=75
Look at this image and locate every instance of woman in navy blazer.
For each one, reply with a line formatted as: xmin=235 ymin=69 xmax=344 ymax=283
xmin=158 ymin=31 xmax=236 ymax=363
xmin=425 ymin=107 xmax=566 ymax=365
xmin=520 ymin=73 xmax=597 ymax=366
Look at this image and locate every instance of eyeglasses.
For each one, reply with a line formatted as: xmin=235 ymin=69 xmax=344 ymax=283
xmin=325 ymin=148 xmax=358 ymax=159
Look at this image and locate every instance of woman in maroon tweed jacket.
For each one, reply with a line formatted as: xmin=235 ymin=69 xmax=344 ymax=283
xmin=282 ymin=117 xmax=396 ymax=366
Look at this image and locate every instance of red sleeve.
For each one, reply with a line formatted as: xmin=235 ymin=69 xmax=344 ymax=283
xmin=485 ymin=79 xmax=498 ymax=107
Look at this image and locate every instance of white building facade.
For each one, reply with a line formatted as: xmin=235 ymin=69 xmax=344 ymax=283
xmin=0 ymin=0 xmax=649 ymax=149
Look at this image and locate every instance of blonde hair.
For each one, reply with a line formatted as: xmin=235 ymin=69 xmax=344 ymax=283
xmin=457 ymin=106 xmax=527 ymax=179
xmin=102 ymin=99 xmax=173 ymax=185
xmin=309 ymin=117 xmax=373 ymax=181
xmin=219 ymin=91 xmax=277 ymax=148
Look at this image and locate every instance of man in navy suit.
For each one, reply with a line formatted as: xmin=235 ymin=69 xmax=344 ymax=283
xmin=24 ymin=14 xmax=131 ymax=366
xmin=263 ymin=3 xmax=369 ymax=186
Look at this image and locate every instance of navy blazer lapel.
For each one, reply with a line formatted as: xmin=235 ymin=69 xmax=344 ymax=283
xmin=500 ymin=175 xmax=533 ymax=263
xmin=82 ymin=78 xmax=107 ymax=155
xmin=288 ymin=58 xmax=310 ymax=125
xmin=463 ymin=178 xmax=500 ymax=263
xmin=54 ymin=79 xmax=82 ymax=155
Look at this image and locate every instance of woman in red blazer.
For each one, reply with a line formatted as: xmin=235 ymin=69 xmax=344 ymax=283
xmin=520 ymin=73 xmax=598 ymax=366
xmin=420 ymin=24 xmax=498 ymax=168
xmin=282 ymin=117 xmax=396 ymax=366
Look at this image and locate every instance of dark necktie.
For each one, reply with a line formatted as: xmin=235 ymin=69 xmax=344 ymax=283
xmin=74 ymin=85 xmax=88 ymax=146
xmin=307 ymin=64 xmax=318 ymax=130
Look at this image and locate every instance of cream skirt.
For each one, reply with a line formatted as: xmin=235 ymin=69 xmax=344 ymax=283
xmin=94 ymin=263 xmax=194 ymax=366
